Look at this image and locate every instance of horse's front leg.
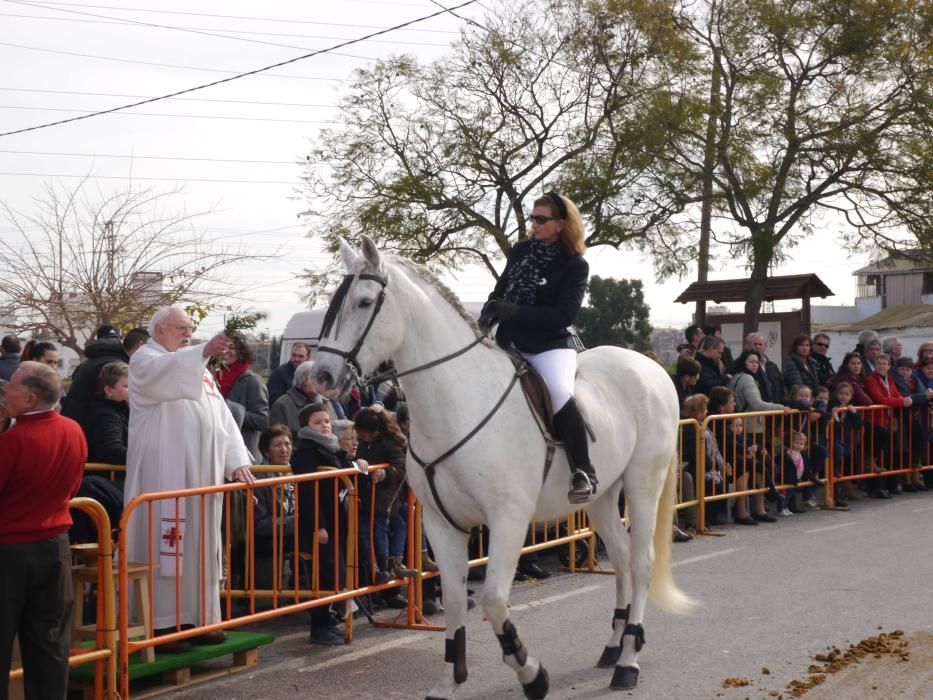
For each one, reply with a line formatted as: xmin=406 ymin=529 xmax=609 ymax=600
xmin=422 ymin=507 xmax=471 ymax=700
xmin=484 ymin=516 xmax=549 ymax=700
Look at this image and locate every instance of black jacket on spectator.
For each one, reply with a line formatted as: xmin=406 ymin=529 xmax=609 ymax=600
xmin=82 ymin=397 xmax=129 ymax=467
xmin=62 ymin=338 xmax=128 ymax=423
xmin=357 ymin=435 xmax=407 ymax=517
xmin=811 ymin=352 xmax=835 ymax=387
xmin=266 ymin=362 xmax=295 ymax=408
xmin=756 ymin=358 xmax=785 ymax=404
xmin=696 ymin=352 xmax=729 ymax=396
xmin=783 ymin=353 xmax=821 ymax=395
xmin=225 ymin=370 xmax=269 ymax=462
xmin=488 ymin=239 xmax=588 ymax=354
xmin=0 ymin=352 xmax=18 ymax=381
xmin=670 ymin=374 xmax=695 ymax=414
xmin=290 ymin=434 xmax=348 ymax=629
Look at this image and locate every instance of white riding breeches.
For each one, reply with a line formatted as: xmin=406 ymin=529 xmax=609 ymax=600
xmin=521 ymin=348 xmax=576 ymax=413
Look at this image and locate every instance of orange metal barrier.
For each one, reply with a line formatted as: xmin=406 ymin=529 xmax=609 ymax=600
xmin=7 ymin=497 xmax=118 ymax=700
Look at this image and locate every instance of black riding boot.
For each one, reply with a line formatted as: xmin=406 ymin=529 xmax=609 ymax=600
xmin=554 ymin=398 xmax=598 ymax=504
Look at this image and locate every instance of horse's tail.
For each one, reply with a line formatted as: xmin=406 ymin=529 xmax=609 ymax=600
xmin=649 ymin=452 xmax=699 ymax=614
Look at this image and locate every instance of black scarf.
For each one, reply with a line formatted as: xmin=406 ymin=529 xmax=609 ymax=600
xmin=504 ymin=239 xmax=560 ymax=304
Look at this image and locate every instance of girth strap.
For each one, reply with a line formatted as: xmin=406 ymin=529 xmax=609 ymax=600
xmin=409 ymin=369 xmax=521 ymax=534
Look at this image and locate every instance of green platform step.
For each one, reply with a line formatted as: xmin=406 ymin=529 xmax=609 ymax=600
xmin=69 ymin=630 xmax=275 ymax=682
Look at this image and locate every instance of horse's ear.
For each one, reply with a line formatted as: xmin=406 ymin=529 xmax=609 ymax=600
xmin=338 ymin=238 xmax=357 ymax=271
xmin=360 ymin=234 xmax=383 ymax=272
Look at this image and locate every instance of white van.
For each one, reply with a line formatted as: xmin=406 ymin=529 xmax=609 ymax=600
xmin=279 ymin=309 xmax=326 ymax=365
xmin=281 ymin=302 xmax=487 ymax=365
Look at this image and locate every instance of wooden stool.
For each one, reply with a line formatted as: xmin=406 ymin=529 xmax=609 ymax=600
xmin=72 ymin=554 xmax=156 ymax=664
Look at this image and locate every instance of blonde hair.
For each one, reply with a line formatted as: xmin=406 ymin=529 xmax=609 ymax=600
xmin=682 ymin=393 xmax=709 ymax=419
xmin=534 ymin=193 xmax=586 ymax=256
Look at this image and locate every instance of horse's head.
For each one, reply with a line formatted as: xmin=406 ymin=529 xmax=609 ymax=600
xmin=312 ymin=235 xmax=405 ymax=398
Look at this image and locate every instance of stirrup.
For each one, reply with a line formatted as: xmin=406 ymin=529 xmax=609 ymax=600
xmin=568 ymin=469 xmax=597 ymax=504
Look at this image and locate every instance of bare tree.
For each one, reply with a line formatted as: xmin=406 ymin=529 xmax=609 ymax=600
xmin=675 ymin=0 xmax=932 ymax=334
xmin=0 ymin=180 xmax=258 ymax=354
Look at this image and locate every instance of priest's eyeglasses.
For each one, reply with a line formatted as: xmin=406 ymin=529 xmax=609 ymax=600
xmin=162 ymin=322 xmax=197 ymax=333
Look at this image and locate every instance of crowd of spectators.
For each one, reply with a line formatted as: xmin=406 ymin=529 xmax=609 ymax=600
xmin=671 ymin=325 xmax=933 ymax=538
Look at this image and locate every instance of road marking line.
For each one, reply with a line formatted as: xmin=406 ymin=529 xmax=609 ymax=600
xmin=673 ymin=548 xmax=738 ymax=567
xmin=510 ymin=585 xmax=601 ymax=612
xmin=912 ymin=506 xmax=933 ymax=513
xmin=297 ymin=633 xmax=427 ymax=673
xmin=805 ymin=522 xmax=857 ymax=534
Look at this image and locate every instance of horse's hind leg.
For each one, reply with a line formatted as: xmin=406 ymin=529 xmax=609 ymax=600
xmin=422 ymin=507 xmax=471 ymax=700
xmin=483 ymin=516 xmax=549 ymax=700
xmin=606 ymin=470 xmax=665 ymax=690
xmin=583 ymin=481 xmax=632 ymax=670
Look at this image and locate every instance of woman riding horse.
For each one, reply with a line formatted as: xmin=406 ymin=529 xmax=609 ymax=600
xmin=479 ymin=191 xmax=598 ymax=504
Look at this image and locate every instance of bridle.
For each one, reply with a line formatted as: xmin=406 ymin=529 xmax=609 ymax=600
xmin=315 ymin=271 xmax=389 ymax=385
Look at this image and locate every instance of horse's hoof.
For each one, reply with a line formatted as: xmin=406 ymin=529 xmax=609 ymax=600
xmin=596 ymin=645 xmax=622 ymax=668
xmin=610 ymin=665 xmax=639 ymax=690
xmin=522 ymin=664 xmax=549 ymax=700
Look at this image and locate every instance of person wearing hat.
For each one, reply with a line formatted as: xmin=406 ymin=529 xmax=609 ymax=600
xmin=62 ymin=324 xmax=130 ymax=426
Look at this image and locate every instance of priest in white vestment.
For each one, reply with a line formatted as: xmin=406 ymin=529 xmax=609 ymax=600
xmin=125 ymin=306 xmax=255 ymax=644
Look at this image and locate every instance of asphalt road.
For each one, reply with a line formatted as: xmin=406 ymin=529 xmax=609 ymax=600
xmin=157 ymin=491 xmax=933 ymax=700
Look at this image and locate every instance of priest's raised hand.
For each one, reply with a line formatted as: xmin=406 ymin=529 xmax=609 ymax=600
xmin=202 ymin=332 xmax=233 ymax=358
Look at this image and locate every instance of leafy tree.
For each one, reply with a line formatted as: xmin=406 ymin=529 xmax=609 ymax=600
xmin=299 ymin=0 xmax=699 ymax=302
xmin=674 ymin=0 xmax=932 ymax=333
xmin=0 ymin=181 xmax=257 ymax=355
xmin=575 ymin=276 xmax=653 ymax=350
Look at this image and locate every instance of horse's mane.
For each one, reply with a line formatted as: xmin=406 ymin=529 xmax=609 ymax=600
xmin=390 ymin=256 xmax=491 ymax=342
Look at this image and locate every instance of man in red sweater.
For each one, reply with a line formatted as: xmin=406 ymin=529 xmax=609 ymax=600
xmin=0 ymin=361 xmax=86 ymax=700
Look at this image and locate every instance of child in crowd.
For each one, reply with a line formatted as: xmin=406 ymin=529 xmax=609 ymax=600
xmin=680 ymin=394 xmax=724 ymax=534
xmin=780 ymin=431 xmax=817 ymax=514
xmin=785 ymin=384 xmax=829 ymax=485
xmin=724 ymin=417 xmax=779 ymax=524
xmin=829 ymin=383 xmax=862 ymax=506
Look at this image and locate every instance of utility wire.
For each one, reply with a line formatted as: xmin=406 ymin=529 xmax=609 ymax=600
xmin=0 ymin=86 xmax=336 ymax=108
xmin=0 ymin=41 xmax=355 ymax=81
xmin=0 ymin=149 xmax=307 ymax=165
xmin=0 ymin=172 xmax=301 ymax=185
xmin=0 ymin=0 xmax=478 ymax=138
xmin=0 ymin=105 xmax=339 ymax=124
xmin=1 ymin=1 xmax=452 ymax=50
xmin=0 ymin=11 xmax=454 ymax=42
xmin=27 ymin=0 xmax=440 ymax=20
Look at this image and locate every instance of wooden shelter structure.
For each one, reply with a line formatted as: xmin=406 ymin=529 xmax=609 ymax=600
xmin=675 ymin=273 xmax=833 ymax=331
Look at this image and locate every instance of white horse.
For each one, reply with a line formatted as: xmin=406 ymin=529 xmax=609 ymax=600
xmin=311 ymin=236 xmax=695 ymax=699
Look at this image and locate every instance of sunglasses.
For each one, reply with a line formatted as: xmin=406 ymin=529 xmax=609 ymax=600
xmin=528 ymin=215 xmax=559 ymax=225
xmin=814 ymin=342 xmax=829 ymax=348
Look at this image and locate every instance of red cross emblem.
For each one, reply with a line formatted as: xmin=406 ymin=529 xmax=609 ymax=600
xmin=162 ymin=527 xmax=183 ymax=548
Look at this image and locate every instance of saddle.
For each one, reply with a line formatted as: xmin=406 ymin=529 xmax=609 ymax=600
xmin=504 ymin=349 xmax=595 ymax=447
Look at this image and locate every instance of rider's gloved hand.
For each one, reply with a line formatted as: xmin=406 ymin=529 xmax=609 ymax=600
xmin=478 ymin=300 xmax=499 ymax=331
xmin=495 ymin=300 xmax=519 ymax=322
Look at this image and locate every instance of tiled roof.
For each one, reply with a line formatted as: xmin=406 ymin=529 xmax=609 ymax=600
xmin=674 ymin=274 xmax=833 ymax=304
xmin=814 ymin=303 xmax=933 ymax=332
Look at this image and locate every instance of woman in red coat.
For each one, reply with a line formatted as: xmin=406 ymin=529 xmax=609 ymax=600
xmin=864 ymin=354 xmax=912 ymax=496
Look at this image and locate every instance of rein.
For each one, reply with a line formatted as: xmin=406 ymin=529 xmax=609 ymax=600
xmin=317 ymin=265 xmax=539 ymax=534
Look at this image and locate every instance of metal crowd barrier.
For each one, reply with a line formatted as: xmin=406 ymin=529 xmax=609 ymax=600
xmin=7 ymin=498 xmax=118 ymax=700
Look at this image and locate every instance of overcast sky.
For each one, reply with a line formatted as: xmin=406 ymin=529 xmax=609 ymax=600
xmin=0 ymin=0 xmax=871 ymax=338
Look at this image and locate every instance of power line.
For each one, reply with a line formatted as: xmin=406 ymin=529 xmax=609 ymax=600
xmin=19 ymin=0 xmax=448 ymax=23
xmin=0 ymin=105 xmax=339 ymax=124
xmin=0 ymin=149 xmax=307 ymax=165
xmin=0 ymin=41 xmax=356 ymax=81
xmin=0 ymin=0 xmax=479 ymax=138
xmin=0 ymin=9 xmax=454 ymax=47
xmin=0 ymin=86 xmax=336 ymax=108
xmin=0 ymin=172 xmax=301 ymax=185
xmin=2 ymin=0 xmax=445 ymax=51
